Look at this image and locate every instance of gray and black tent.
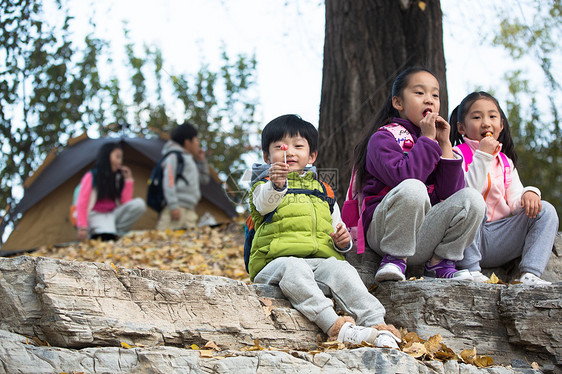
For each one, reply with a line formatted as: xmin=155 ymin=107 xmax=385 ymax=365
xmin=1 ymin=134 xmax=237 ymax=255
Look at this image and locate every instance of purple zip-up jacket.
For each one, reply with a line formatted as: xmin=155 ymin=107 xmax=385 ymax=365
xmin=361 ymin=117 xmax=465 ymax=234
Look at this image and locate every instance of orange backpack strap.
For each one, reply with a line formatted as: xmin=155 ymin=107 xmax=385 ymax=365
xmin=319 ymin=181 xmax=336 ymax=214
xmin=321 ymin=181 xmax=335 ymax=200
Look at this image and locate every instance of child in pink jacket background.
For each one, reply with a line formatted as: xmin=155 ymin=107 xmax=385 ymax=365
xmin=76 ymin=142 xmax=145 ymax=241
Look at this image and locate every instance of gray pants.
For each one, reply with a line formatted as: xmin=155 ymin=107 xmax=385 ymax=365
xmin=367 ymin=179 xmax=486 ymax=265
xmin=254 ymin=256 xmax=386 ymax=333
xmin=88 ymin=198 xmax=146 ymax=236
xmin=457 ymin=201 xmax=559 ymax=276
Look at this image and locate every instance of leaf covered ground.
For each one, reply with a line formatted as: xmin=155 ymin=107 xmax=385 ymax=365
xmin=29 ymin=223 xmax=249 ymax=282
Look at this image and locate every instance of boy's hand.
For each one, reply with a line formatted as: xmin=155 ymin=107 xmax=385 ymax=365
xmin=196 ymin=149 xmax=206 ymax=161
xmin=478 ymin=136 xmax=501 ymax=155
xmin=331 ymin=223 xmax=351 ymax=249
xmin=171 ymin=208 xmax=181 ymax=221
xmin=269 ymin=162 xmax=289 ymax=189
xmin=521 ymin=191 xmax=541 ymax=218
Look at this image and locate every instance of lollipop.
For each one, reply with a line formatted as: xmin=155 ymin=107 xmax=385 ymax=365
xmin=423 ymin=109 xmax=432 ymax=117
xmin=280 ymin=144 xmax=288 ymax=164
xmin=485 ymin=132 xmax=493 ymax=137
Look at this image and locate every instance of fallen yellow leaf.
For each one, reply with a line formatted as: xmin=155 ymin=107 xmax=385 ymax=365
xmin=120 ymin=342 xmax=133 ymax=349
xmin=461 ymin=347 xmax=477 ymax=364
xmin=474 ymin=356 xmax=494 ymax=367
xmin=424 ymin=334 xmax=442 ymax=357
xmin=403 ymin=331 xmax=423 ymax=343
xmin=260 ymin=298 xmax=274 ymax=318
xmin=203 ymin=341 xmax=221 ymax=351
xmin=486 ymin=273 xmax=501 ymax=284
xmin=403 ymin=342 xmax=426 ymax=358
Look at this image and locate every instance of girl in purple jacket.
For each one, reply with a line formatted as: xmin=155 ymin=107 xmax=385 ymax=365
xmin=351 ymin=67 xmax=486 ymax=281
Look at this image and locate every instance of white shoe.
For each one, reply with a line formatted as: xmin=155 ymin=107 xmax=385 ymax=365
xmin=337 ymin=322 xmax=400 ymax=348
xmin=373 ymin=330 xmax=401 ymax=349
xmin=450 ymin=269 xmax=473 ymax=281
xmin=517 ymin=272 xmax=552 ymax=286
xmin=470 ymin=271 xmax=490 ymax=283
xmin=337 ymin=322 xmax=377 ymax=345
xmin=375 ymin=263 xmax=406 ymax=282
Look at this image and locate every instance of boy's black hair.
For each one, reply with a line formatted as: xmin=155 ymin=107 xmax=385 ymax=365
xmin=352 ymin=66 xmax=439 ymax=188
xmin=261 ymin=114 xmax=318 ymax=155
xmin=94 ymin=142 xmax=124 ymax=201
xmin=171 ymin=121 xmax=198 ymax=146
xmin=449 ymin=91 xmax=517 ymax=167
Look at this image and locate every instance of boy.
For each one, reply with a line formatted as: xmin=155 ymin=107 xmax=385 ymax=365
xmin=248 ymin=114 xmax=401 ymax=347
xmin=157 ymin=121 xmax=211 ymax=230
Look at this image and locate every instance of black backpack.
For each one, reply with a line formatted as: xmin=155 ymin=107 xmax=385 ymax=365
xmin=146 ymin=151 xmax=188 ymax=213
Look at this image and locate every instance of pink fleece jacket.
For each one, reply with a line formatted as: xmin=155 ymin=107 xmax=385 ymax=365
xmin=454 ymin=137 xmax=540 ymax=222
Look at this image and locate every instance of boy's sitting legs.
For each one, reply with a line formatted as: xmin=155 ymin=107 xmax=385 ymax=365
xmin=254 ymin=256 xmax=401 ymax=347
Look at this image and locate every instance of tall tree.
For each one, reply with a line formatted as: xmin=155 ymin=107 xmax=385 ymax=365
xmin=0 ymin=0 xmax=98 ymax=210
xmin=318 ymin=0 xmax=447 ymax=201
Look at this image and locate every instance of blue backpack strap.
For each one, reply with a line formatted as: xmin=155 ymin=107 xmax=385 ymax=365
xmin=286 ymin=184 xmax=335 ymax=214
xmin=244 ymin=177 xmax=274 ymax=273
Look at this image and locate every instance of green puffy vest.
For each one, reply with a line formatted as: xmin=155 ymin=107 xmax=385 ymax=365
xmin=248 ymin=171 xmax=344 ymax=280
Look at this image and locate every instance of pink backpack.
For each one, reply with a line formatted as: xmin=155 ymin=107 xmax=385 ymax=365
xmin=342 ymin=124 xmax=414 ymax=254
xmin=455 ymin=143 xmax=512 ymax=189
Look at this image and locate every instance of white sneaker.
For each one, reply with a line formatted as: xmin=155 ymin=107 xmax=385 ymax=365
xmin=470 ymin=271 xmax=490 ymax=283
xmin=375 ymin=263 xmax=406 ymax=282
xmin=337 ymin=322 xmax=378 ymax=345
xmin=337 ymin=322 xmax=400 ymax=348
xmin=517 ymin=273 xmax=552 ymax=286
xmin=450 ymin=269 xmax=473 ymax=281
xmin=373 ymin=330 xmax=401 ymax=349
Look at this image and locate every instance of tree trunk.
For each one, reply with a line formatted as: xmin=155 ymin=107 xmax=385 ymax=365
xmin=318 ymin=0 xmax=447 ymax=203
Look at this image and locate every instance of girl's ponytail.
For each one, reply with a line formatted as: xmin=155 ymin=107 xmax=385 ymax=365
xmin=449 ymin=105 xmax=463 ymax=146
xmin=352 ymin=96 xmax=396 ymax=189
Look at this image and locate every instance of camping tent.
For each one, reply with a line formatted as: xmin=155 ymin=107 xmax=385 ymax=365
xmin=1 ymin=134 xmax=238 ymax=255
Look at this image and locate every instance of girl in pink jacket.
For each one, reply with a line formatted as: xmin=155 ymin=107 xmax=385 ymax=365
xmin=450 ymin=91 xmax=558 ymax=285
xmin=76 ymin=142 xmax=145 ymax=241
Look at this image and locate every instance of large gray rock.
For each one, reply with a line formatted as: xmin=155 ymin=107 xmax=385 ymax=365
xmin=0 ymin=329 xmax=536 ymax=374
xmin=0 ymin=256 xmax=559 ymax=373
xmin=374 ymin=280 xmax=562 ymax=367
xmin=0 ymin=256 xmax=319 ymax=350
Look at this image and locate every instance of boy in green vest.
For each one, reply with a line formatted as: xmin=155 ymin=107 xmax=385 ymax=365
xmin=248 ymin=114 xmax=401 ymax=347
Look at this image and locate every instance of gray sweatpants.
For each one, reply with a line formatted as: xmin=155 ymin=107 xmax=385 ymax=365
xmin=457 ymin=201 xmax=559 ymax=276
xmin=254 ymin=256 xmax=386 ymax=333
xmin=88 ymin=198 xmax=146 ymax=236
xmin=367 ymin=179 xmax=486 ymax=265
